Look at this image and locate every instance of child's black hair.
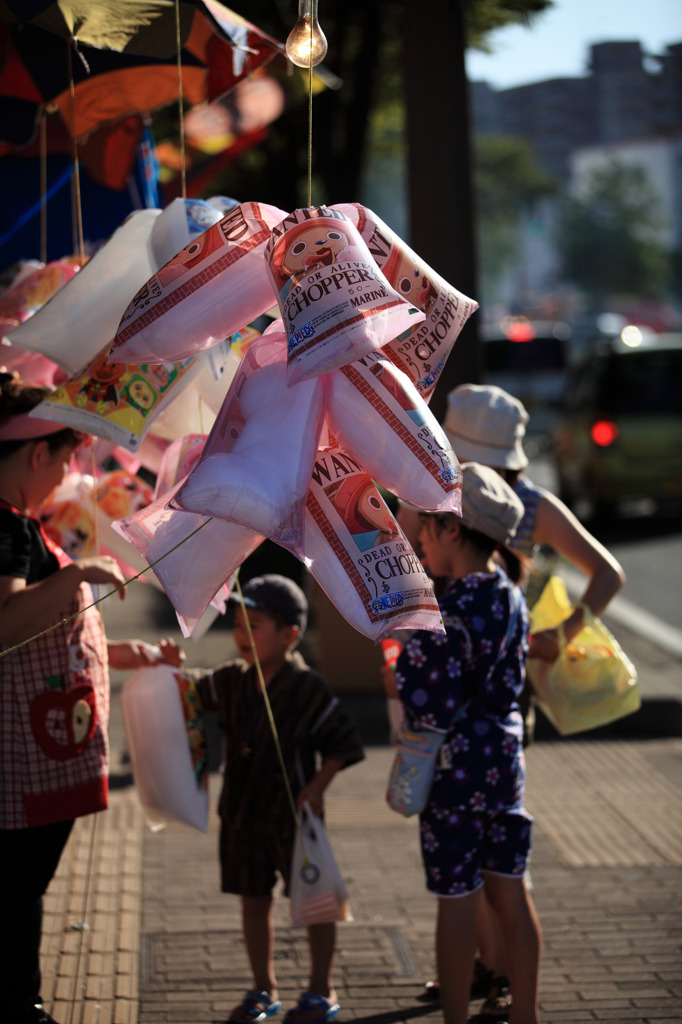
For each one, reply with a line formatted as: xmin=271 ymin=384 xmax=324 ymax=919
xmin=420 ymin=511 xmax=527 ymax=586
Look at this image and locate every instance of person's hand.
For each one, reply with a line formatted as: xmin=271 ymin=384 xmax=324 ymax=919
xmin=76 ymin=556 xmax=127 ymax=600
xmin=156 ymin=637 xmax=186 ymax=667
xmin=297 ymin=782 xmax=324 ymax=818
xmin=528 ymin=627 xmax=560 ymax=662
xmin=380 ymin=663 xmax=399 ymax=699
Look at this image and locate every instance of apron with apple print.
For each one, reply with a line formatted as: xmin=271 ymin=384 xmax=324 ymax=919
xmin=0 ymin=503 xmax=109 ymax=829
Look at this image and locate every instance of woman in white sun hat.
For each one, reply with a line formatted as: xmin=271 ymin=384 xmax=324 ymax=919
xmin=441 ymin=383 xmax=625 ymax=662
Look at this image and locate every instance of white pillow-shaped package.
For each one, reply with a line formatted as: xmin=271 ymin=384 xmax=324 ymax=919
xmin=333 ymin=203 xmax=479 ymax=402
xmin=120 ymin=665 xmax=209 ymax=831
xmin=172 ymin=331 xmax=325 ymax=540
xmin=112 ymin=479 xmax=263 ymax=637
xmin=7 ymin=212 xmax=160 ymax=374
xmin=324 ymin=351 xmax=462 ymax=514
xmin=8 ymin=202 xmax=226 ymax=376
xmin=112 ymin=201 xmax=287 ymax=364
xmin=274 ymin=440 xmax=443 ymax=644
xmin=29 ymin=345 xmax=199 ymax=452
xmin=265 ymin=206 xmax=426 ymax=387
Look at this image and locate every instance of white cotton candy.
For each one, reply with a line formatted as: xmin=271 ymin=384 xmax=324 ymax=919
xmin=121 ymin=666 xmax=209 ymax=831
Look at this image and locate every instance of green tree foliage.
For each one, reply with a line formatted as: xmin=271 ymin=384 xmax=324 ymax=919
xmin=559 ymin=160 xmax=671 ymax=303
xmin=199 ymin=0 xmax=553 ymax=209
xmin=475 ymin=135 xmax=555 ymax=295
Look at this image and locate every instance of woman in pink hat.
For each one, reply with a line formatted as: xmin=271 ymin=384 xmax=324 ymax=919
xmin=0 ymin=372 xmax=183 ymax=1024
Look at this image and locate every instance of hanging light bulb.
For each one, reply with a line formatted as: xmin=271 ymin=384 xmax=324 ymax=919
xmin=285 ymin=0 xmax=327 ymax=68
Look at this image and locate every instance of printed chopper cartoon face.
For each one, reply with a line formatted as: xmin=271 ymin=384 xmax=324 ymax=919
xmin=280 ymin=224 xmax=349 ymax=278
xmin=391 ymin=251 xmax=438 ymax=314
xmin=330 ymin=477 xmax=397 ymax=536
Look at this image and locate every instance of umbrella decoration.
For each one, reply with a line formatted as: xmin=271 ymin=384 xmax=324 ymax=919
xmin=0 ymin=0 xmax=284 ymax=189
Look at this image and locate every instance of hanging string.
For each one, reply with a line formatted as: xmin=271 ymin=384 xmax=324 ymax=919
xmin=0 ymin=517 xmax=213 ymax=661
xmin=64 ymin=813 xmax=99 ymax=1024
xmin=39 ymin=111 xmax=47 ymax=264
xmin=174 ymin=0 xmax=187 ymax=199
xmin=233 ymin=574 xmax=311 ymax=864
xmin=66 ymin=39 xmax=85 ymax=264
xmin=306 ymin=23 xmax=314 ymax=208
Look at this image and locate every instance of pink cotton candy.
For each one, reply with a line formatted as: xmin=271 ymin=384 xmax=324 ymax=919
xmin=332 ymin=204 xmax=478 ymax=402
xmin=273 ymin=441 xmax=444 ymax=643
xmin=112 ymin=479 xmax=263 ymax=637
xmin=172 ymin=332 xmax=325 ymax=540
xmin=112 ymin=201 xmax=286 ymax=364
xmin=265 ymin=206 xmax=425 ymax=386
xmin=324 ymin=351 xmax=462 ymax=514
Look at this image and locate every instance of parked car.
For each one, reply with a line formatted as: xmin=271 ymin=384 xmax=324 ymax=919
xmin=553 ymin=328 xmax=682 ymax=519
xmin=480 ymin=318 xmax=571 ymax=444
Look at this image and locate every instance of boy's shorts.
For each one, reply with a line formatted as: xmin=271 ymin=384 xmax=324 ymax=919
xmin=420 ymin=806 xmax=533 ymax=897
xmin=219 ymin=824 xmax=295 ymax=898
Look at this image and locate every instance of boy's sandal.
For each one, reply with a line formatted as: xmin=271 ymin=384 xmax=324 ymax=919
xmin=283 ymin=991 xmax=340 ymax=1024
xmin=473 ymin=975 xmax=512 ymax=1023
xmin=228 ymin=989 xmax=282 ymax=1024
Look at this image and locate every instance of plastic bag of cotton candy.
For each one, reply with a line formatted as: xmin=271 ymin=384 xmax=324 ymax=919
xmin=112 ymin=201 xmax=287 ymax=364
xmin=273 ymin=438 xmax=443 ymax=644
xmin=265 ymin=206 xmax=426 ymax=387
xmin=324 ymin=350 xmax=462 ymax=516
xmin=332 ymin=204 xmax=478 ymax=403
xmin=112 ymin=436 xmax=263 ymax=637
xmin=8 ymin=199 xmax=225 ymax=376
xmin=171 ymin=327 xmax=325 ymax=540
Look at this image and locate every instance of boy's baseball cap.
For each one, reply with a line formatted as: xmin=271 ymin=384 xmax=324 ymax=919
xmin=459 ymin=462 xmax=524 ymax=545
xmin=232 ymin=574 xmax=308 ymax=634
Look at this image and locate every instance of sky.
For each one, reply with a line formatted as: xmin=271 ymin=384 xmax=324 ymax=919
xmin=465 ymin=0 xmax=682 ymax=89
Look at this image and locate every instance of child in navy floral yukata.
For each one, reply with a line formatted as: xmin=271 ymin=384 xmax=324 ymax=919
xmin=383 ymin=462 xmax=542 ymax=1024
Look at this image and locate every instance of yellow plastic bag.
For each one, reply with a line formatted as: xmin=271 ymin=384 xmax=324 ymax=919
xmin=526 ymin=576 xmax=640 ymax=736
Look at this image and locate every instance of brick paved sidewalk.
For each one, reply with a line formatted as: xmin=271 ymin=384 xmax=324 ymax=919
xmin=42 ymin=739 xmax=682 ymax=1024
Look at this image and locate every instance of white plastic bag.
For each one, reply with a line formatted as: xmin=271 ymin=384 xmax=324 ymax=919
xmin=8 ymin=201 xmax=224 ymax=375
xmin=290 ymin=803 xmax=352 ymax=927
xmin=120 ymin=665 xmax=209 ymax=832
xmin=7 ymin=212 xmax=160 ymax=374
